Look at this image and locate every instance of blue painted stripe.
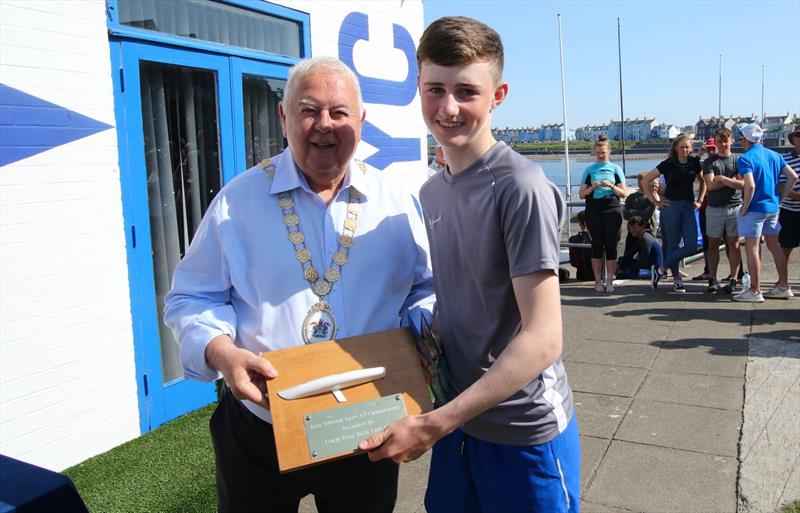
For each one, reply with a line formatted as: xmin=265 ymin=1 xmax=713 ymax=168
xmin=0 ymin=83 xmax=112 ymax=167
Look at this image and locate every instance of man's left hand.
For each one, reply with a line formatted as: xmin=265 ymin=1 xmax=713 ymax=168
xmin=358 ymin=414 xmax=444 ymax=464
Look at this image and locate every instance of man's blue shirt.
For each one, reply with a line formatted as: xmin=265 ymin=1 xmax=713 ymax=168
xmin=737 ymin=144 xmax=788 ymax=213
xmin=164 ymin=149 xmax=435 ymax=420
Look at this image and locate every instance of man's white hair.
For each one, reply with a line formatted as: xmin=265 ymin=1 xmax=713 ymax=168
xmin=283 ymin=56 xmax=363 ymax=113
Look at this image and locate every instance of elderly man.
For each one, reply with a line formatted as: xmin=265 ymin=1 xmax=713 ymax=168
xmin=733 ymin=123 xmax=798 ymax=302
xmin=164 ymin=56 xmax=435 ymax=512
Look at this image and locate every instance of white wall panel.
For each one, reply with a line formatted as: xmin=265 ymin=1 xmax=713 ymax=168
xmin=0 ymin=0 xmax=139 ymax=471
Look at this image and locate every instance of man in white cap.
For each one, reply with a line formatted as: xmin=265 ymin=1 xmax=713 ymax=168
xmin=733 ymin=123 xmax=798 ymax=302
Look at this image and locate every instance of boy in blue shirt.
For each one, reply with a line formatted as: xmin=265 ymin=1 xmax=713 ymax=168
xmin=360 ymin=16 xmax=579 ymax=513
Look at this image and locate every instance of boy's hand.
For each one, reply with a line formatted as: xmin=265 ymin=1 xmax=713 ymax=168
xmin=358 ymin=413 xmax=447 ymax=464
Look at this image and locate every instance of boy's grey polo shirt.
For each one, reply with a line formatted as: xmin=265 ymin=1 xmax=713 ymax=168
xmin=419 ymin=142 xmax=574 ymax=446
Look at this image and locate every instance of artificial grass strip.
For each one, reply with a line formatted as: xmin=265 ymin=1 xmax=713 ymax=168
xmin=64 ymin=404 xmax=217 ymax=513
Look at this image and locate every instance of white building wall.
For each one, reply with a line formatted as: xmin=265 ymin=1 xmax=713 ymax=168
xmin=281 ymin=0 xmax=428 ymax=190
xmin=0 ymin=0 xmax=139 ymax=471
xmin=0 ymin=0 xmax=427 ymax=472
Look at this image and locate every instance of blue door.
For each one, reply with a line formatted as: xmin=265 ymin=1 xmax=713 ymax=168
xmin=111 ymin=41 xmax=294 ymax=432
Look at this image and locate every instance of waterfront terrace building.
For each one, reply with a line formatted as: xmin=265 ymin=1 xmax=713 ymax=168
xmin=762 ymin=113 xmax=797 ymax=146
xmin=696 ymin=115 xmax=758 ymax=142
xmin=652 ymin=124 xmax=681 ymax=140
xmin=575 ymin=124 xmax=609 ymax=141
xmin=608 ymin=118 xmax=658 ymax=141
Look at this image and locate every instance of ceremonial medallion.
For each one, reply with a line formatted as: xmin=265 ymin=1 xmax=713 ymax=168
xmin=344 ymin=218 xmax=357 ymax=232
xmin=296 ymin=248 xmax=311 ymax=262
xmin=314 ymin=280 xmax=332 ymax=296
xmin=284 ymin=213 xmax=299 ymax=227
xmin=304 ymin=267 xmax=319 ymax=282
xmin=302 ymin=301 xmax=337 ymax=344
xmin=324 ymin=268 xmax=340 ymax=282
xmin=347 ymin=203 xmax=360 ymax=214
xmin=289 ymin=231 xmax=305 ymax=244
xmin=333 ymin=251 xmax=348 ymax=266
xmin=279 ymin=196 xmax=294 ymax=209
xmin=339 ymin=235 xmax=353 ymax=248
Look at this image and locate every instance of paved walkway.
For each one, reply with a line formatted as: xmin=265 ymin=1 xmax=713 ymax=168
xmin=301 ymin=250 xmax=799 ymax=513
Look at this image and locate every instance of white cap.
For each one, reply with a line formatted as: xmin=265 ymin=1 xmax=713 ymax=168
xmin=739 ymin=123 xmax=763 ymax=143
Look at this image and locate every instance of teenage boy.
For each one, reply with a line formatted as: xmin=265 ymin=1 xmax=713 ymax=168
xmin=359 ymin=16 xmax=579 ymax=513
xmin=617 ymin=216 xmax=664 ymax=279
xmin=703 ymin=128 xmax=743 ymax=293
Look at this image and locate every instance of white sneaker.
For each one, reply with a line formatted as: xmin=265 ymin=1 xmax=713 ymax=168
xmin=733 ymin=289 xmax=764 ymax=303
xmin=763 ymin=285 xmax=794 ymax=299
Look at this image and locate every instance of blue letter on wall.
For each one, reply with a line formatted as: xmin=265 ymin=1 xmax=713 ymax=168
xmin=338 ymin=12 xmax=420 ymax=170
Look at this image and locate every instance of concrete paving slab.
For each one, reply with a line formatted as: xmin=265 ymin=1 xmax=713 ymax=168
xmin=580 ymin=499 xmax=636 ymax=513
xmin=580 ymin=435 xmax=609 ymax=493
xmin=567 ymin=340 xmax=660 ymax=369
xmin=654 ymin=343 xmax=747 ymax=377
xmin=565 ymin=361 xmax=648 ymax=397
xmin=637 ymin=370 xmax=744 ymax=410
xmin=574 ymin=319 xmax=673 ymax=345
xmin=670 ymin=320 xmax=753 ymax=340
xmin=395 ymin=463 xmax=428 ymax=513
xmin=573 ymin=392 xmax=631 ymax=439
xmin=615 ymin=399 xmax=741 ymax=457
xmin=586 ymin=440 xmax=737 ymax=513
xmin=662 ymin=332 xmax=748 ymax=355
xmin=739 ymin=337 xmax=800 ymax=513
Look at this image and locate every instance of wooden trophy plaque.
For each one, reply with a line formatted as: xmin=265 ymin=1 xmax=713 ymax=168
xmin=264 ymin=327 xmax=433 ymax=473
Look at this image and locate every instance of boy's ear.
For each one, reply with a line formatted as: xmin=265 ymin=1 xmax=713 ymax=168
xmin=492 ymin=82 xmax=509 ymax=110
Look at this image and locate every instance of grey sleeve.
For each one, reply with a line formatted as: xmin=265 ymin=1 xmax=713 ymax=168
xmin=497 ymin=170 xmax=566 ymax=278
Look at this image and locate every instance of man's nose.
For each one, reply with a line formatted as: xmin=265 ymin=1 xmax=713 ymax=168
xmin=441 ymin=94 xmax=459 ymax=117
xmin=315 ymin=110 xmax=333 ymax=131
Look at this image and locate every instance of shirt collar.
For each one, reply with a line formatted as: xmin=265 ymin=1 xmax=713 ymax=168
xmin=269 ymin=148 xmax=372 ymax=199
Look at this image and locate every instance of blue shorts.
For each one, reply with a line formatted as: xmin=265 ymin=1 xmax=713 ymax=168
xmin=425 ymin=416 xmax=581 ymax=513
xmin=738 ymin=210 xmax=780 ymax=238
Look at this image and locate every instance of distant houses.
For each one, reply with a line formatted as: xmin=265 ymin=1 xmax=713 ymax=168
xmin=476 ymin=113 xmax=796 ymax=147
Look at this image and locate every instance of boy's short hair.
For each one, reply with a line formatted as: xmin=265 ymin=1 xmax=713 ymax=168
xmin=576 ymin=210 xmax=586 ymax=226
xmin=628 ymin=216 xmax=645 ymax=227
xmin=417 ymin=16 xmax=504 ymax=84
xmin=714 ymin=127 xmax=732 ymax=141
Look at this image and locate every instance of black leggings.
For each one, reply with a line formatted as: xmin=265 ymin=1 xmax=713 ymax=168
xmin=586 ymin=206 xmax=623 ymax=260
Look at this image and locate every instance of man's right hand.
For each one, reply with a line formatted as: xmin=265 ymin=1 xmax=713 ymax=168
xmin=205 ymin=334 xmax=278 ymax=409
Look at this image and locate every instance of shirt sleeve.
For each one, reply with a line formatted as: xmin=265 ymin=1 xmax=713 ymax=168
xmin=398 ymin=194 xmax=436 ymax=333
xmin=614 ymin=165 xmax=624 ymax=184
xmin=737 ymin=155 xmax=753 ymax=175
xmin=163 ymin=198 xmax=237 ymax=382
xmin=702 ymin=157 xmax=714 ymax=175
xmin=498 ymin=168 xmax=566 ymax=278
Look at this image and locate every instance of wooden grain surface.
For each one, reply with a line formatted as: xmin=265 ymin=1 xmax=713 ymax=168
xmin=264 ymin=327 xmax=433 ymax=473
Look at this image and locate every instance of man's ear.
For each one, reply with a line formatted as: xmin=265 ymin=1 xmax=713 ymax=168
xmin=492 ymin=82 xmax=509 ymax=110
xmin=278 ymin=102 xmax=287 ymax=137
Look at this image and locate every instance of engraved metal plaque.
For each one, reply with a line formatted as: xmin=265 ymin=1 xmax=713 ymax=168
xmin=304 ymin=394 xmax=407 ymax=460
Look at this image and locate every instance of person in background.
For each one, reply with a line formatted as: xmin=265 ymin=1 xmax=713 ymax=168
xmin=702 ymin=128 xmax=743 ymax=293
xmin=569 ymin=210 xmax=594 ymax=281
xmin=579 ymin=135 xmax=628 ymax=293
xmin=623 ymin=171 xmax=657 ymax=257
xmin=642 ymin=134 xmax=706 ymax=293
xmin=428 ymin=144 xmax=447 ymax=177
xmin=778 ymin=129 xmax=800 ymax=277
xmin=616 ymin=216 xmax=664 ymax=279
xmin=691 ymin=138 xmax=717 ymax=282
xmin=733 ymin=123 xmax=797 ymax=302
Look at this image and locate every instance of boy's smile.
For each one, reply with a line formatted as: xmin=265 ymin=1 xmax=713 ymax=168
xmin=418 ymin=61 xmax=507 ymax=173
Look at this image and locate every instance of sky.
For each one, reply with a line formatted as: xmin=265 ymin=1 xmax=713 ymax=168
xmin=422 ymin=0 xmax=800 ymax=130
